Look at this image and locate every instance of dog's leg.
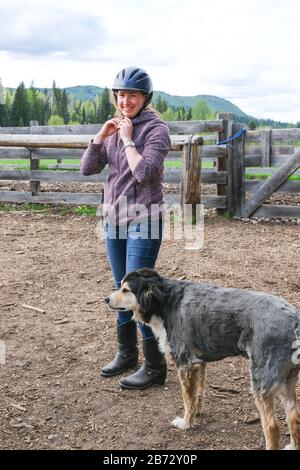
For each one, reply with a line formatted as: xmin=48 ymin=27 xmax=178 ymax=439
xmin=279 ymin=373 xmax=300 ymax=450
xmin=171 ymin=364 xmax=202 ymax=430
xmin=254 ymin=392 xmax=280 ymax=450
xmin=196 ymin=362 xmax=207 ymax=416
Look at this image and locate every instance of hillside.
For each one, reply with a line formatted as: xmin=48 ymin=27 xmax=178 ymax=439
xmin=153 ymin=91 xmax=248 ymax=117
xmin=4 ymin=82 xmax=299 ymax=129
xmin=63 ymin=85 xmax=248 ymax=119
xmin=6 ymin=84 xmax=294 ymax=126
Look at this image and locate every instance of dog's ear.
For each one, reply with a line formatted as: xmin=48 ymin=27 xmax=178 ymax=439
xmin=140 ymin=285 xmax=166 ymax=319
xmin=137 ymin=268 xmax=160 ymax=281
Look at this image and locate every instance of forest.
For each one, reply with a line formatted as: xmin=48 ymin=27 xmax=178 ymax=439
xmin=0 ymin=79 xmax=298 ymax=129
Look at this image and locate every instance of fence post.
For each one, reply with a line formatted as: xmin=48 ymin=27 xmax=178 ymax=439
xmin=261 ymin=129 xmax=271 ymax=167
xmin=30 ymin=121 xmax=40 ymax=196
xmin=230 ymin=123 xmax=245 ymax=217
xmin=216 ymin=113 xmax=232 ymax=215
xmin=180 ymin=139 xmax=203 ymax=221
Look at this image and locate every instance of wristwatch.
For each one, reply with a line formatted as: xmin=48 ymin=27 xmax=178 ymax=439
xmin=124 ymin=140 xmax=136 ymax=149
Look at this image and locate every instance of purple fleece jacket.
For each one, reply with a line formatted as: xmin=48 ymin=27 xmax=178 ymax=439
xmin=80 ymin=110 xmax=171 ymax=224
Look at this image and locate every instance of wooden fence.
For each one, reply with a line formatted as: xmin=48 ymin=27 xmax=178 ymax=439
xmin=231 ymin=125 xmax=300 ymax=218
xmin=0 ymin=117 xmax=229 ymax=211
xmin=0 ymin=115 xmax=299 ymax=218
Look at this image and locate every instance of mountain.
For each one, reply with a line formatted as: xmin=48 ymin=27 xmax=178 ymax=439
xmin=64 ymin=85 xmax=103 ymax=102
xmin=153 ymin=92 xmax=248 ymax=118
xmin=7 ymin=84 xmax=293 ymax=126
xmin=63 ymin=85 xmax=248 ymax=119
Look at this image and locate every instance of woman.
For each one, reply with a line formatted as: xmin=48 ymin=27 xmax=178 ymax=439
xmin=80 ymin=67 xmax=171 ymax=390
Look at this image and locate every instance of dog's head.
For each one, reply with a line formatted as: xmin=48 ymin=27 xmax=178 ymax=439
xmin=105 ymin=268 xmax=166 ymax=323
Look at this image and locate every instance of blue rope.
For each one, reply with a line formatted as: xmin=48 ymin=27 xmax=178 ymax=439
xmin=217 ymin=127 xmax=247 ymax=145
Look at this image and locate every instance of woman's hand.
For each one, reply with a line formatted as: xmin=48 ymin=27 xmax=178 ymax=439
xmin=118 ymin=117 xmax=133 ymax=143
xmin=93 ymin=118 xmax=121 ymax=144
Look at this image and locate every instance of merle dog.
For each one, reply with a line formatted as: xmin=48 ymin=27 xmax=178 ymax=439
xmin=105 ymin=268 xmax=300 ymax=450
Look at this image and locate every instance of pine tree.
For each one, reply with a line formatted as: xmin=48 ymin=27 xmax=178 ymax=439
xmin=155 ymin=95 xmax=163 ymax=113
xmin=155 ymin=95 xmax=168 ymax=113
xmin=0 ymin=78 xmax=4 ymax=105
xmin=11 ymin=82 xmax=30 ymax=126
xmin=186 ymin=108 xmax=192 ymax=120
xmin=61 ymin=90 xmax=70 ymax=124
xmin=70 ymin=100 xmax=83 ymax=124
xmin=98 ymin=88 xmax=113 ymax=122
xmin=82 ymin=106 xmax=86 ymax=124
xmin=0 ymin=78 xmax=7 ymax=126
xmin=52 ymin=81 xmax=63 ymax=117
xmin=51 ymin=80 xmax=56 ymax=112
xmin=5 ymin=89 xmax=13 ymax=125
xmin=43 ymin=95 xmax=52 ymax=125
xmin=51 ymin=82 xmax=70 ymax=124
xmin=161 ymin=98 xmax=168 ymax=113
xmin=176 ymin=108 xmax=182 ymax=121
xmin=28 ymin=82 xmax=45 ymax=124
xmin=249 ymin=120 xmax=257 ymax=130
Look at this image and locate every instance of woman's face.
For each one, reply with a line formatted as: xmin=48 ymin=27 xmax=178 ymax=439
xmin=117 ymin=90 xmax=146 ymax=118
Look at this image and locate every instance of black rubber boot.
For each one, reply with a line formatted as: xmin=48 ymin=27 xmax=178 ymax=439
xmin=119 ymin=336 xmax=167 ymax=390
xmin=101 ymin=320 xmax=138 ymax=377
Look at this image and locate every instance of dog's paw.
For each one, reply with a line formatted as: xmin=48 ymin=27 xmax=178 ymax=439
xmin=171 ymin=417 xmax=189 ymax=430
xmin=283 ymin=444 xmax=296 ymax=450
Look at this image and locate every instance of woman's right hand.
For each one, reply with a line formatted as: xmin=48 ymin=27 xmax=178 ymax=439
xmin=93 ymin=118 xmax=121 ymax=144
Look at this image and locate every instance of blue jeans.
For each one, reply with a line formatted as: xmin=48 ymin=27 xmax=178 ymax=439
xmin=105 ymin=219 xmax=163 ymax=338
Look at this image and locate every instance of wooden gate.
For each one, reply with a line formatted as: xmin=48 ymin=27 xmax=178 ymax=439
xmin=229 ymin=126 xmax=300 ymax=219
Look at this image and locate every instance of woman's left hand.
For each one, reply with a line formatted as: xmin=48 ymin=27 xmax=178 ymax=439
xmin=118 ymin=117 xmax=133 ymax=142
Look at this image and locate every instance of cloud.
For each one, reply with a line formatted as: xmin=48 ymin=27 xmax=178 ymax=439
xmin=1 ymin=0 xmax=300 ymax=122
xmin=234 ymin=93 xmax=300 ymax=123
xmin=0 ymin=2 xmax=106 ymax=59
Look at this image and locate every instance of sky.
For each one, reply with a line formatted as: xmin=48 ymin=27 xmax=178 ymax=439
xmin=0 ymin=0 xmax=300 ymax=123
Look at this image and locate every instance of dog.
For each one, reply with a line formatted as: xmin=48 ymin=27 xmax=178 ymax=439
xmin=105 ymin=267 xmax=300 ymax=450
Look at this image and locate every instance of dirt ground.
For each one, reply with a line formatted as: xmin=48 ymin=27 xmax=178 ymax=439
xmin=0 ymin=202 xmax=300 ymax=450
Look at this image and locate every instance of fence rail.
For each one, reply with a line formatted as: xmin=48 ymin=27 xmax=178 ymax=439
xmin=0 ymin=120 xmax=224 ymax=135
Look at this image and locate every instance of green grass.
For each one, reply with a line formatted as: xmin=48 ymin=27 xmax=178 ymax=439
xmin=288 ymin=175 xmax=300 ymax=181
xmin=0 ymin=203 xmax=49 ymax=213
xmin=0 ymin=203 xmax=19 ymax=212
xmin=222 ymin=211 xmax=232 ymax=220
xmin=246 ymin=173 xmax=270 ymax=180
xmin=164 ymin=160 xmax=213 ymax=169
xmin=246 ymin=173 xmax=300 ymax=181
xmin=0 ymin=159 xmax=81 ymax=170
xmin=0 ymin=202 xmax=98 ymax=217
xmin=0 ymin=158 xmax=215 ymax=170
xmin=22 ymin=203 xmax=48 ymax=211
xmin=74 ymin=206 xmax=97 ymax=216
